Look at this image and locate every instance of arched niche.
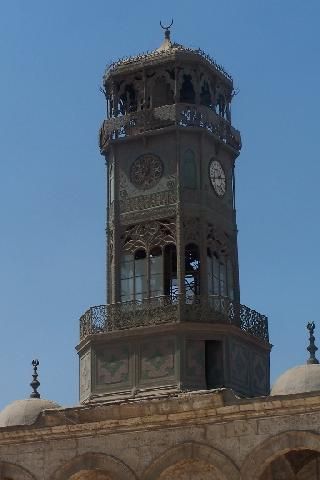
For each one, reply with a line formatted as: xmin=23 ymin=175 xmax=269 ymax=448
xmin=259 ymin=450 xmax=320 ymax=479
xmin=152 ymin=75 xmax=174 ymax=108
xmin=50 ymin=453 xmax=136 ymax=480
xmin=241 ymin=430 xmax=320 ymax=480
xmin=0 ymin=462 xmax=36 ymax=480
xmin=141 ymin=442 xmax=239 ymax=480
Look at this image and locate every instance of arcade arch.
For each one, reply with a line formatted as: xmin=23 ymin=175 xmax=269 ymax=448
xmin=50 ymin=453 xmax=136 ymax=480
xmin=0 ymin=461 xmax=36 ymax=480
xmin=141 ymin=442 xmax=239 ymax=480
xmin=241 ymin=430 xmax=320 ymax=480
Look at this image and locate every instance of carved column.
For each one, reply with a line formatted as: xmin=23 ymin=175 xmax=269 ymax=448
xmin=175 ymin=130 xmax=185 ymax=306
xmin=110 ymin=145 xmax=120 ymax=303
xmin=199 ymin=132 xmax=208 ymax=297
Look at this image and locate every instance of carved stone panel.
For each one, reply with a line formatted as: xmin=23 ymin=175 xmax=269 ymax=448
xmin=94 ymin=344 xmax=130 ymax=387
xmin=230 ymin=340 xmax=250 ymax=389
xmin=79 ymin=350 xmax=91 ymax=403
xmin=252 ymin=352 xmax=269 ymax=395
xmin=120 ymin=189 xmax=177 ymax=214
xmin=139 ymin=338 xmax=175 ymax=383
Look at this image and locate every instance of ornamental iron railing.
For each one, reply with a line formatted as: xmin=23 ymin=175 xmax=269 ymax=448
xmin=79 ymin=294 xmax=269 ymax=343
xmin=99 ymin=104 xmax=241 ymax=152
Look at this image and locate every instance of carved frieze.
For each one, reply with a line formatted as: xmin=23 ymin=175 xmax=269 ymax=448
xmin=121 ymin=205 xmax=177 ymax=225
xmin=120 ymin=189 xmax=177 ymax=214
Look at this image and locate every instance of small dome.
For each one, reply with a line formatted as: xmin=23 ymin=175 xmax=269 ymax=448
xmin=271 ymin=364 xmax=320 ymax=396
xmin=0 ymin=398 xmax=61 ymax=427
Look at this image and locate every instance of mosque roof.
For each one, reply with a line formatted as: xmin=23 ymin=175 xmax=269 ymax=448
xmin=0 ymin=398 xmax=61 ymax=427
xmin=104 ymin=25 xmax=232 ymax=82
xmin=271 ymin=322 xmax=320 ymax=396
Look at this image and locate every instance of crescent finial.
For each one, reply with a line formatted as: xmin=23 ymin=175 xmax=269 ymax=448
xmin=160 ymin=19 xmax=174 ymax=30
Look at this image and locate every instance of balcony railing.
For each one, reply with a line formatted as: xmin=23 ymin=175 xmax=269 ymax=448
xmin=99 ymin=104 xmax=241 ymax=153
xmin=79 ymin=295 xmax=269 ymax=343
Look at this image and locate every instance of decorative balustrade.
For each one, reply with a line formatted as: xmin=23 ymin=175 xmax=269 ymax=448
xmin=79 ymin=295 xmax=269 ymax=343
xmin=99 ymin=104 xmax=241 ymax=152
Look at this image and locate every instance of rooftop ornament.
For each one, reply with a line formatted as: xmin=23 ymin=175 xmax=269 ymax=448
xmin=30 ymin=359 xmax=41 ymax=399
xmin=160 ymin=19 xmax=173 ymax=41
xmin=307 ymin=322 xmax=319 ymax=365
xmin=104 ymin=23 xmax=233 ymax=82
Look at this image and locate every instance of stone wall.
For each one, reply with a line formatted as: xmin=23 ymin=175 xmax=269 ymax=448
xmin=1 ymin=390 xmax=320 ymax=479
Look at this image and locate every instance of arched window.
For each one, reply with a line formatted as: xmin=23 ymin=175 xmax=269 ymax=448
xmin=200 ymin=80 xmax=212 ymax=107
xmin=119 ymin=83 xmax=137 ymax=114
xmin=152 ymin=76 xmax=174 ymax=107
xmin=180 ymin=75 xmax=195 ymax=104
xmin=185 ymin=243 xmax=200 ymax=301
xmin=134 ymin=249 xmax=147 ymax=301
xmin=207 ymin=249 xmax=234 ymax=300
xmin=182 ymin=149 xmax=197 ymax=189
xmin=150 ymin=247 xmax=163 ymax=297
xmin=120 ymin=249 xmax=147 ymax=302
xmin=164 ymin=244 xmax=178 ymax=297
xmin=120 ymin=254 xmax=134 ymax=302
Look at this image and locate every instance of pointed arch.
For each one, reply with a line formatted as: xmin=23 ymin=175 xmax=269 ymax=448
xmin=241 ymin=430 xmax=320 ymax=480
xmin=50 ymin=452 xmax=137 ymax=480
xmin=0 ymin=461 xmax=36 ymax=480
xmin=141 ymin=441 xmax=239 ymax=480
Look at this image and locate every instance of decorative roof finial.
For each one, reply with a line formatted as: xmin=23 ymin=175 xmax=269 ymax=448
xmin=307 ymin=322 xmax=319 ymax=365
xmin=30 ymin=359 xmax=41 ymax=399
xmin=160 ymin=19 xmax=173 ymax=41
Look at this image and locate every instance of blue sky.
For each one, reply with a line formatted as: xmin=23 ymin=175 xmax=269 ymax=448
xmin=0 ymin=0 xmax=319 ymax=408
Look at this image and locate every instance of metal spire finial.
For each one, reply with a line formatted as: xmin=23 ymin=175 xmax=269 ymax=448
xmin=30 ymin=359 xmax=41 ymax=398
xmin=160 ymin=19 xmax=173 ymax=41
xmin=307 ymin=322 xmax=319 ymax=365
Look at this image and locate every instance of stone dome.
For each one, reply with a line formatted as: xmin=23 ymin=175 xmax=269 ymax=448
xmin=271 ymin=364 xmax=320 ymax=396
xmin=0 ymin=398 xmax=61 ymax=427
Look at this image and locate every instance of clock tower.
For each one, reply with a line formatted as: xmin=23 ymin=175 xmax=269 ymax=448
xmin=77 ymin=27 xmax=271 ymax=402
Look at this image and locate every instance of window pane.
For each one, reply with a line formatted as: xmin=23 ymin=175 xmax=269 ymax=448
xmin=121 ymin=255 xmax=134 ymax=279
xmin=121 ymin=278 xmax=134 ymax=301
xmin=135 ymin=274 xmax=147 ymax=295
xmin=150 ymin=273 xmax=162 ymax=297
xmin=150 ymin=249 xmax=163 ymax=297
xmin=135 ymin=257 xmax=147 ymax=277
xmin=150 ymin=254 xmax=162 ymax=274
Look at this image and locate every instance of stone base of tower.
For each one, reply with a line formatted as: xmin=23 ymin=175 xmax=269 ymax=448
xmin=77 ymin=323 xmax=270 ymax=403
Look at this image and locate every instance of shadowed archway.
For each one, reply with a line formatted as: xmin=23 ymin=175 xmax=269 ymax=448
xmin=241 ymin=430 xmax=320 ymax=479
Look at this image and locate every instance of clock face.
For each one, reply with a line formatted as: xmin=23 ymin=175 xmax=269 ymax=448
xmin=209 ymin=160 xmax=226 ymax=197
xmin=130 ymin=153 xmax=163 ymax=190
